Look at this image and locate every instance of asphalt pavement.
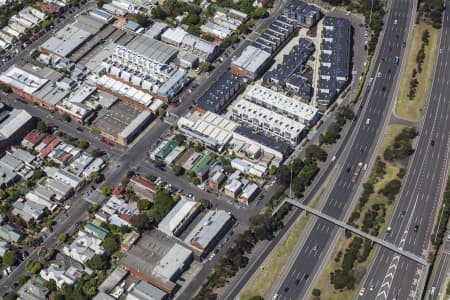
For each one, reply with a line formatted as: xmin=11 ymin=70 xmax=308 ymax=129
xmin=269 ymin=0 xmax=415 ymax=299
xmin=359 ymin=6 xmax=450 ymax=300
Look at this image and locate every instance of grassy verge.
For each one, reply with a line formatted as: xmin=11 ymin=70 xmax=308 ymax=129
xmin=241 ymin=196 xmax=322 ymax=300
xmin=396 ymin=22 xmax=439 ymax=122
xmin=240 ymin=214 xmax=312 ymax=300
xmin=311 ymin=125 xmax=407 ymax=299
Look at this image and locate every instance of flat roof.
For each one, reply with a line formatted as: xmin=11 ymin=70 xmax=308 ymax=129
xmin=232 ymin=45 xmax=271 ymax=73
xmin=126 ymin=35 xmax=178 ymax=65
xmin=40 ymin=24 xmax=91 ymax=57
xmin=185 ymin=209 xmax=232 ymax=251
xmin=0 ymin=109 xmax=32 ymax=139
xmin=0 ymin=64 xmax=48 ymax=94
xmin=158 ymin=196 xmax=199 ymax=236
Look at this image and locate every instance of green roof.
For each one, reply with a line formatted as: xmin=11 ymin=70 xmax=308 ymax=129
xmin=217 ymin=7 xmax=228 ymax=14
xmin=84 ymin=222 xmax=109 ymax=240
xmin=156 ymin=140 xmax=177 ymax=159
xmin=191 ymin=152 xmax=212 ymax=175
xmin=0 ymin=225 xmax=24 ymax=243
xmin=52 ymin=149 xmax=64 ymax=159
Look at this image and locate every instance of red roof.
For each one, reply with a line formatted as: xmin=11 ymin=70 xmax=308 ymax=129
xmin=130 ymin=176 xmax=157 ymax=192
xmin=119 ymin=214 xmax=132 ymax=222
xmin=23 ymin=130 xmax=45 ymax=146
xmin=40 ymin=138 xmax=61 ymax=158
xmin=57 ymin=152 xmax=71 ymax=163
xmin=112 ymin=185 xmax=124 ymax=197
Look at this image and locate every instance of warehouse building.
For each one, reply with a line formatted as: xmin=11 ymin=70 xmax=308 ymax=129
xmin=40 ymin=24 xmax=92 ymax=58
xmin=158 ymin=196 xmax=201 ymax=237
xmin=161 ymin=27 xmax=219 ymax=62
xmin=120 ymin=231 xmax=193 ymax=294
xmin=318 ymin=16 xmax=352 ymax=107
xmin=283 ymin=0 xmax=321 ymax=27
xmin=0 ymin=107 xmax=34 ymax=155
xmin=230 ymin=45 xmax=272 ymax=80
xmin=244 ymin=84 xmax=319 ymax=126
xmin=196 ymin=71 xmax=244 ymax=114
xmin=185 ymin=209 xmax=233 ymax=257
xmin=177 ymin=111 xmax=238 ymax=152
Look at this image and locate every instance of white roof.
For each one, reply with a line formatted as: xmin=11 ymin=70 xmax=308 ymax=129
xmin=153 ymin=243 xmax=192 ymax=281
xmin=158 ymin=196 xmax=198 ymax=236
xmin=241 ymin=182 xmax=258 ymax=199
xmin=245 ymin=84 xmax=318 ymax=124
xmin=0 ymin=109 xmax=33 ymax=139
xmin=232 ymin=99 xmax=305 ymax=135
xmin=40 ymin=24 xmax=91 ymax=57
xmin=161 ymin=27 xmax=187 ymax=44
xmin=232 ymin=45 xmax=271 ymax=73
xmin=0 ymin=64 xmax=48 ymax=94
xmin=185 ymin=209 xmax=231 ymax=251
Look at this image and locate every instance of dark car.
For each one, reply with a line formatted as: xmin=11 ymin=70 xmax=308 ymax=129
xmin=284 ymin=287 xmax=289 ymax=293
xmin=431 ymin=140 xmax=435 ymax=146
xmin=294 ymin=279 xmax=300 ymax=286
xmin=414 ymin=225 xmax=419 ymax=232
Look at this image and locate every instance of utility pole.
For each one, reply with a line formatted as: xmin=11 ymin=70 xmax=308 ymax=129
xmin=289 ymin=162 xmax=293 ymax=198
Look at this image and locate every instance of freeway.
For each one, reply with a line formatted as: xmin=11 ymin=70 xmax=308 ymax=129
xmin=270 ymin=0 xmax=415 ymax=299
xmin=359 ymin=7 xmax=450 ymax=300
xmin=427 ymin=237 xmax=450 ymax=300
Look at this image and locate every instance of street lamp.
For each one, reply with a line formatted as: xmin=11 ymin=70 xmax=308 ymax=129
xmin=435 ymin=203 xmax=446 ymax=244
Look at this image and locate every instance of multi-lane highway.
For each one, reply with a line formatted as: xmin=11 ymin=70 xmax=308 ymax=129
xmin=359 ymin=7 xmax=450 ymax=300
xmin=270 ymin=0 xmax=415 ymax=299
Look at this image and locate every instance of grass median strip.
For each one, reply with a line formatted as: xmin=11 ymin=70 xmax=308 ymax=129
xmin=311 ymin=125 xmax=411 ymax=299
xmin=396 ymin=22 xmax=439 ymax=122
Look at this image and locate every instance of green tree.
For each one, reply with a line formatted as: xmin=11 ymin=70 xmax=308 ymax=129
xmin=87 ymin=254 xmax=108 ymax=271
xmin=41 ymin=19 xmax=51 ymax=29
xmin=269 ymin=165 xmax=277 ymax=176
xmin=36 ymin=119 xmax=48 ymax=133
xmin=305 ymin=144 xmax=327 ymax=162
xmin=3 ymin=250 xmax=17 ymax=266
xmin=103 ymin=235 xmax=120 ymax=253
xmin=88 ymin=171 xmax=103 ymax=184
xmin=137 ymin=199 xmax=151 ymax=211
xmin=174 ymin=134 xmax=185 ymax=145
xmin=91 ymin=127 xmax=102 ymax=135
xmin=312 ymin=288 xmax=321 ymax=297
xmin=101 ymin=186 xmax=112 ymax=196
xmin=90 ymin=148 xmax=103 ymax=158
xmin=76 ymin=139 xmax=87 ymax=149
xmin=250 ymin=7 xmax=266 ymax=18
xmin=31 ymin=169 xmax=45 ymax=181
xmin=184 ymin=13 xmax=200 ymax=25
xmin=44 ymin=279 xmax=57 ymax=292
xmin=59 ymin=233 xmax=68 ymax=242
xmin=172 ymin=165 xmax=185 ymax=176
xmin=30 ymin=262 xmax=42 ymax=274
xmin=4 ymin=292 xmax=17 ymax=300
xmin=130 ymin=214 xmax=151 ymax=231
xmin=61 ymin=113 xmax=71 ymax=122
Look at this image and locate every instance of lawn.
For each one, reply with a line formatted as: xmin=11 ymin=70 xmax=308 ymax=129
xmin=311 ymin=125 xmax=407 ymax=299
xmin=396 ymin=22 xmax=439 ymax=122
